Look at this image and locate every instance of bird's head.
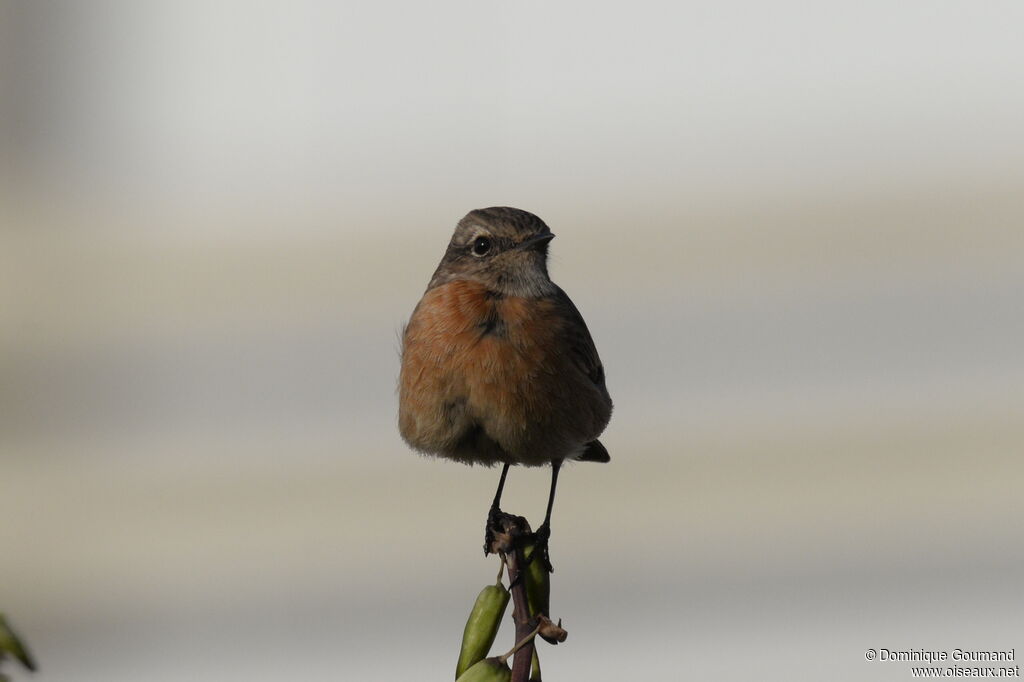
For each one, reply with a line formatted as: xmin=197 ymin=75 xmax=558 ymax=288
xmin=429 ymin=207 xmax=557 ymax=297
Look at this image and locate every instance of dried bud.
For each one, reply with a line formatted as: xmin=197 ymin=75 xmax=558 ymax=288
xmin=537 ymin=616 xmax=567 ymax=645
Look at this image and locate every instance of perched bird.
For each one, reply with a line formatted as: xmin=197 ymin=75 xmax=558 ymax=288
xmin=398 ymin=207 xmax=612 ymax=570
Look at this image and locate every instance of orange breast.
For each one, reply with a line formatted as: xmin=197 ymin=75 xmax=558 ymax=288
xmin=398 ymin=280 xmax=571 ymax=464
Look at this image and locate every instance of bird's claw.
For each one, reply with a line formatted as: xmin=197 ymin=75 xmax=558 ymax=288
xmin=483 ymin=505 xmax=502 ymax=555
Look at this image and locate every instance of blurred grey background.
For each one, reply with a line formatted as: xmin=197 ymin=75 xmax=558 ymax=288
xmin=2 ymin=2 xmax=1022 ymax=680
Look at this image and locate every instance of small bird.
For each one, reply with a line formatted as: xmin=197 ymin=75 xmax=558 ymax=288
xmin=398 ymin=207 xmax=612 ymax=570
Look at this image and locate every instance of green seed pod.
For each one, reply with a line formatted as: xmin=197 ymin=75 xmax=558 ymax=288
xmin=522 ymin=542 xmax=550 ymax=618
xmin=456 ymin=657 xmax=512 ymax=682
xmin=0 ymin=614 xmax=36 ymax=671
xmin=455 ymin=582 xmax=510 ymax=679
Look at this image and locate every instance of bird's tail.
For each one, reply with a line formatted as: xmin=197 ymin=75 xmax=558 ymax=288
xmin=576 ymin=439 xmax=610 ymax=463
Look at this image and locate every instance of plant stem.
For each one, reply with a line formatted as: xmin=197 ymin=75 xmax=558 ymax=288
xmin=504 ymin=534 xmax=536 ymax=682
xmin=499 ymin=624 xmax=542 ymax=665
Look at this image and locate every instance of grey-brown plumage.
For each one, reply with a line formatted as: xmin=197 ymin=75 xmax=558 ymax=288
xmin=399 ymin=207 xmax=612 ymax=467
xmin=398 ymin=207 xmax=612 ymax=570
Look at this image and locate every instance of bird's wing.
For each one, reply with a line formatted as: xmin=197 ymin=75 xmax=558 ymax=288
xmin=553 ymin=286 xmax=610 ymax=401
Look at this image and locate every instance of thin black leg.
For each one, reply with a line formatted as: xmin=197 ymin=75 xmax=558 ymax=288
xmin=484 ymin=463 xmax=511 ymax=555
xmin=541 ymin=459 xmax=561 ymax=528
xmin=491 ymin=462 xmax=511 ymax=511
xmin=531 ymin=459 xmax=561 ymax=573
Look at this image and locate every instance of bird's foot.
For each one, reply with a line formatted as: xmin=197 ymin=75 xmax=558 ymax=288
xmin=483 ymin=505 xmax=503 ymax=556
xmin=528 ymin=523 xmax=554 ymax=574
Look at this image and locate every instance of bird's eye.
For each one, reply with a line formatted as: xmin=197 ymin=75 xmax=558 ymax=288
xmin=472 ymin=236 xmax=492 ymax=256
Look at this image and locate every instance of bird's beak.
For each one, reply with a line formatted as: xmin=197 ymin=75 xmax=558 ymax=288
xmin=517 ymin=232 xmax=555 ymax=251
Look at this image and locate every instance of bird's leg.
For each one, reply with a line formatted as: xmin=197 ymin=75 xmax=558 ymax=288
xmin=484 ymin=463 xmax=511 ymax=554
xmin=530 ymin=459 xmax=561 ymax=573
xmin=491 ymin=462 xmax=511 ymax=513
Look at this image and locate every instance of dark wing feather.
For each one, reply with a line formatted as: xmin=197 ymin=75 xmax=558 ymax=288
xmin=553 ymin=286 xmax=611 ymax=403
xmin=552 ymin=287 xmax=612 ymax=464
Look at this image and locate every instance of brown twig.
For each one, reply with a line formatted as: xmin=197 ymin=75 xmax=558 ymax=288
xmin=498 ymin=623 xmax=542 ymax=665
xmin=506 ymin=545 xmax=536 ymax=681
xmin=486 ymin=511 xmax=537 ymax=682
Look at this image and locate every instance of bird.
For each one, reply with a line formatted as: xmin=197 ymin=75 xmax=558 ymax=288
xmin=398 ymin=207 xmax=612 ymax=571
